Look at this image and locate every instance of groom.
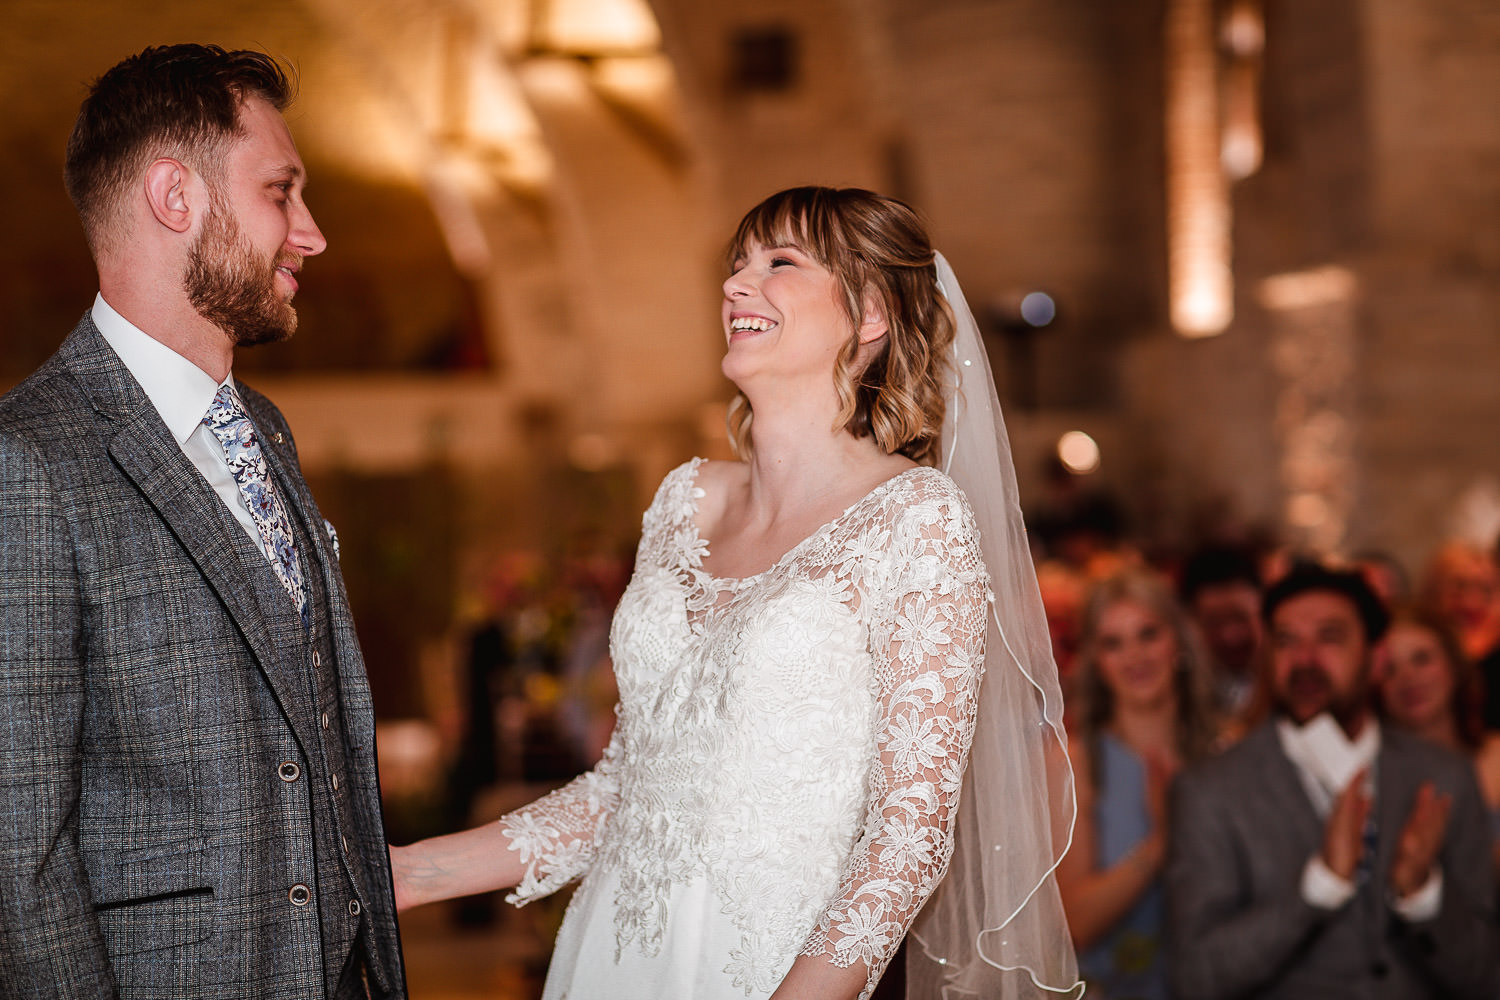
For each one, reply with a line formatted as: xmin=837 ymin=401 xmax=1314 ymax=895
xmin=0 ymin=45 xmax=405 ymax=998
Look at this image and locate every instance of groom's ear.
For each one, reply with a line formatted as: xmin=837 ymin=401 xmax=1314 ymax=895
xmin=142 ymin=157 xmax=201 ymax=235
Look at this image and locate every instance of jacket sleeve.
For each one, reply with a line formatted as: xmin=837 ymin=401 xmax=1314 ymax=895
xmin=0 ymin=430 xmax=118 ymax=998
xmin=1165 ymin=762 xmax=1329 ymax=1000
xmin=1392 ymin=759 xmax=1500 ymax=998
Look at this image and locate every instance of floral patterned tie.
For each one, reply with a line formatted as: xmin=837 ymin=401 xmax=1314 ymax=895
xmin=204 ymin=383 xmax=308 ymax=623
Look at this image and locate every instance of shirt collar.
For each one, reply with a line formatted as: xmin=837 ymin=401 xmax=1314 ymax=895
xmin=1277 ymin=712 xmax=1381 ymax=795
xmin=92 ymin=293 xmax=231 ymax=445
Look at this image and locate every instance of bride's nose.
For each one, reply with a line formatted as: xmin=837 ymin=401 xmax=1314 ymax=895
xmin=723 ymin=268 xmax=753 ymax=299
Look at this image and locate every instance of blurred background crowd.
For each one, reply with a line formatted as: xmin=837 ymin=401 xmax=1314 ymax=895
xmin=3 ymin=0 xmax=1498 ymax=996
xmin=1028 ymin=526 xmax=1500 ymax=998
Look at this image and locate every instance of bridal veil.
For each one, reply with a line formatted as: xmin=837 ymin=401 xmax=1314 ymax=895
xmin=906 ymin=253 xmax=1083 ymax=1000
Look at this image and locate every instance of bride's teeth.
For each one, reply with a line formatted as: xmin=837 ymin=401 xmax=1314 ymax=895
xmin=732 ymin=317 xmax=773 ymax=331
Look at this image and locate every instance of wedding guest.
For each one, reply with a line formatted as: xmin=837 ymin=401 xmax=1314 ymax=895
xmin=1168 ymin=564 xmax=1498 ymax=999
xmin=1354 ymin=549 xmax=1412 ymax=609
xmin=1179 ymin=545 xmax=1264 ymax=719
xmin=1376 ymin=607 xmax=1500 ymax=869
xmin=1059 ymin=569 xmax=1218 ymax=1000
xmin=1421 ymin=541 xmax=1500 ymax=661
xmin=388 ymin=187 xmax=1079 ymax=1000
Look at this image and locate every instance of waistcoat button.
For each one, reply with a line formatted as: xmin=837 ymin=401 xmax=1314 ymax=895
xmin=278 ymin=761 xmax=301 ymax=782
xmin=348 ymin=899 xmax=362 ymax=917
xmin=288 ymin=884 xmax=311 ymax=906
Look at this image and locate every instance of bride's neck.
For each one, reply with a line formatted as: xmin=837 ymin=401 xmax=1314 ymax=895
xmin=742 ymin=391 xmax=892 ymax=520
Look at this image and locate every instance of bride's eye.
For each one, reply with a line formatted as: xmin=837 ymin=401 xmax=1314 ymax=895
xmin=770 ymin=256 xmax=795 ymax=268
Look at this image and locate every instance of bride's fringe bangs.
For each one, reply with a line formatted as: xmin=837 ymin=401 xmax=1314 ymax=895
xmin=724 ymin=187 xmax=955 ymax=465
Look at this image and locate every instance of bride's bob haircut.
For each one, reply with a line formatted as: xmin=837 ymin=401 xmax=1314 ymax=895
xmin=724 ymin=186 xmax=955 ymax=466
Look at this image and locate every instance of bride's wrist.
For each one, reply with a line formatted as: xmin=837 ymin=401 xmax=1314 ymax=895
xmin=390 ymin=842 xmax=437 ymax=910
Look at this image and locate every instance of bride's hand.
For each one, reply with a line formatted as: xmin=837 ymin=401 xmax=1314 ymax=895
xmin=385 ymin=822 xmax=532 ymax=911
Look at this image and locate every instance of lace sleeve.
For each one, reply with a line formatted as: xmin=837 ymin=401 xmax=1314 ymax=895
xmin=500 ymin=705 xmax=624 ymax=907
xmin=801 ymin=481 xmax=990 ymax=998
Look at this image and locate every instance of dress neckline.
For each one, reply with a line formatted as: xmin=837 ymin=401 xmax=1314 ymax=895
xmin=684 ymin=458 xmax=927 ymax=586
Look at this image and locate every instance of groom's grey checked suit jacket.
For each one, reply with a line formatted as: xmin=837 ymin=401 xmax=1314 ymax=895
xmin=1166 ymin=721 xmax=1498 ymax=1000
xmin=0 ymin=317 xmax=406 ymax=999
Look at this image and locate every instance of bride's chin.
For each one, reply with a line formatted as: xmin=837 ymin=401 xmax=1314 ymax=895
xmin=720 ymin=352 xmax=757 ymax=385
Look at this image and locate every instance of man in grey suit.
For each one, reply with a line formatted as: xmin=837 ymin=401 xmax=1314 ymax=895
xmin=0 ymin=45 xmax=406 ymax=998
xmin=1167 ymin=564 xmax=1497 ymax=999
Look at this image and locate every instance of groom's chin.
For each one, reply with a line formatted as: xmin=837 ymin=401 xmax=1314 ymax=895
xmin=228 ymin=310 xmax=299 ymax=348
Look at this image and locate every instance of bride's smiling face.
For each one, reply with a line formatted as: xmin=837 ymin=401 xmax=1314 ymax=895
xmin=720 ymin=239 xmax=853 ymax=386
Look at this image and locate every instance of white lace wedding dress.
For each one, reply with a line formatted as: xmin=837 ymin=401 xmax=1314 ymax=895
xmin=500 ymin=458 xmax=990 ymax=1000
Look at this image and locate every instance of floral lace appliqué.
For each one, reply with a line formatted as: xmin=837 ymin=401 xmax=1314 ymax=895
xmin=500 ymin=458 xmax=990 ymax=1000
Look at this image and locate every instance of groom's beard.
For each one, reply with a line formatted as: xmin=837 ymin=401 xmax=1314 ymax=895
xmin=1273 ymin=663 xmax=1371 ymax=731
xmin=185 ymin=201 xmax=300 ymax=348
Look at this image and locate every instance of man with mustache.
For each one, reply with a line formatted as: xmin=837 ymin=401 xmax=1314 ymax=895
xmin=1166 ymin=564 xmax=1497 ymax=999
xmin=0 ymin=45 xmax=405 ymax=998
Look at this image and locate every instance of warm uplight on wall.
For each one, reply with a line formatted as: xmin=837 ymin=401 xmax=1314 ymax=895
xmin=1165 ymin=0 xmax=1233 ymax=338
xmin=1260 ymin=265 xmax=1359 ymax=555
xmin=1220 ymin=0 xmax=1264 ymax=180
xmin=528 ymin=0 xmax=662 ymax=55
xmin=1286 ymin=492 xmax=1331 ymax=530
xmin=1057 ymin=431 xmax=1102 ymax=475
xmin=1256 ymin=266 xmax=1357 ymax=312
xmin=426 ymin=155 xmax=495 ymax=277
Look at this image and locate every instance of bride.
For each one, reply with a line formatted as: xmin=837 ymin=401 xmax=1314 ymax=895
xmin=390 ymin=187 xmax=1079 ymax=1000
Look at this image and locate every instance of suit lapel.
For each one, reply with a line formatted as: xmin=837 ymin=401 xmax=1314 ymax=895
xmin=65 ymin=319 xmax=316 ymax=749
xmin=250 ymin=410 xmax=373 ymax=690
xmin=1254 ymin=725 xmax=1326 ymax=847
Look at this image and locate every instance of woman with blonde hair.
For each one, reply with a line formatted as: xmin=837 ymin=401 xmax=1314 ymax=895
xmin=1057 ymin=568 xmax=1218 ymax=999
xmin=390 ymin=187 xmax=1078 ymax=1000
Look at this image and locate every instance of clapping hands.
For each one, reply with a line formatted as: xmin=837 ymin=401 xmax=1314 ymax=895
xmin=1321 ymin=771 xmax=1452 ymax=899
xmin=1389 ymin=782 xmax=1452 ymax=899
xmin=1320 ymin=768 xmax=1372 ymax=881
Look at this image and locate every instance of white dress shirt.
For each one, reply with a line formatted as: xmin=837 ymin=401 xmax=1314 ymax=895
xmin=1277 ymin=714 xmax=1442 ymax=920
xmin=91 ymin=293 xmax=266 ymax=554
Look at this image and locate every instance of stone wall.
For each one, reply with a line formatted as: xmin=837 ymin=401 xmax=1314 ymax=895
xmin=1 ymin=0 xmax=1497 ymax=576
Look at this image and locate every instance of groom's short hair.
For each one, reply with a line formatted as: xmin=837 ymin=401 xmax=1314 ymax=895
xmin=64 ymin=44 xmax=294 ymax=256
